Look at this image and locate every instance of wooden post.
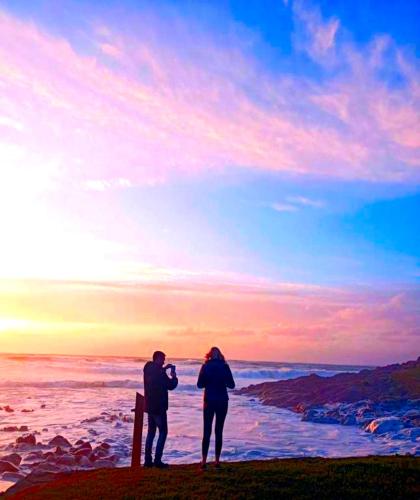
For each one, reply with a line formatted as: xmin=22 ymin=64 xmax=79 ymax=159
xmin=131 ymin=392 xmax=145 ymax=467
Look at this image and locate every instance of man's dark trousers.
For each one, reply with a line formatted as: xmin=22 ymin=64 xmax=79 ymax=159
xmin=145 ymin=412 xmax=168 ymax=463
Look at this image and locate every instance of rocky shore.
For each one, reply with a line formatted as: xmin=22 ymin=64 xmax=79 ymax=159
xmin=237 ymin=357 xmax=420 ymax=444
xmin=0 ymin=410 xmax=133 ymax=494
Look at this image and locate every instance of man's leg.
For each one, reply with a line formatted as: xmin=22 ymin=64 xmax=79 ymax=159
xmin=202 ymin=402 xmax=215 ymax=466
xmin=214 ymin=402 xmax=228 ymax=464
xmin=154 ymin=412 xmax=168 ymax=465
xmin=144 ymin=413 xmax=157 ymax=466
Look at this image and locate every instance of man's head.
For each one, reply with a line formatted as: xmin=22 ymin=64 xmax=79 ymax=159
xmin=152 ymin=350 xmax=166 ymax=367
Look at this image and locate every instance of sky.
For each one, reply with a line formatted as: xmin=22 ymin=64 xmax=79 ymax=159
xmin=0 ymin=0 xmax=419 ymax=364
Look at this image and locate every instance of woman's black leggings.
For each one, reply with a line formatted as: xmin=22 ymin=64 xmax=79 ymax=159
xmin=202 ymin=400 xmax=228 ymax=460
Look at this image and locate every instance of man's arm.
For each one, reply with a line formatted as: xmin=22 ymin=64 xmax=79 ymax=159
xmin=163 ymin=372 xmax=178 ymax=391
xmin=197 ymin=365 xmax=206 ymax=389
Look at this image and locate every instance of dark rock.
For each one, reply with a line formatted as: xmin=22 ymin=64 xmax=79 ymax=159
xmin=2 ymin=426 xmax=18 ymax=432
xmin=0 ymin=460 xmax=19 ymax=473
xmin=48 ymin=435 xmax=71 ymax=448
xmin=4 ymin=405 xmax=14 ymax=413
xmin=236 ymin=357 xmax=420 ymax=408
xmin=4 ymin=470 xmax=67 ymax=496
xmin=56 ymin=454 xmax=76 ymax=466
xmin=18 ymin=426 xmax=29 ymax=432
xmin=2 ymin=471 xmax=25 ymax=482
xmin=0 ymin=453 xmax=22 ymax=466
xmin=16 ymin=434 xmax=36 ymax=446
xmin=78 ymin=455 xmax=92 ymax=467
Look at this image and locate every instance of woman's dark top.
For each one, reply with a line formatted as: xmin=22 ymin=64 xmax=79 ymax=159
xmin=197 ymin=359 xmax=235 ymax=403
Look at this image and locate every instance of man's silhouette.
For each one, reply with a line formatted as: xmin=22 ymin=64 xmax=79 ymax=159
xmin=143 ymin=351 xmax=178 ymax=468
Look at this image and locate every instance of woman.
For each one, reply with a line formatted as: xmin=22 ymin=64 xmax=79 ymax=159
xmin=197 ymin=347 xmax=235 ymax=469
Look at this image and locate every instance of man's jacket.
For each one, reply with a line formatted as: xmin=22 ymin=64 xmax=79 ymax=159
xmin=197 ymin=359 xmax=235 ymax=403
xmin=143 ymin=361 xmax=178 ymax=414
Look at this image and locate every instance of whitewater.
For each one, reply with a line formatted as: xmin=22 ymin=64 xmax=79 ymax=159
xmin=0 ymin=354 xmax=418 ymax=491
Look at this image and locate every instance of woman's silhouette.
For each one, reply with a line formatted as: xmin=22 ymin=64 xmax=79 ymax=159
xmin=197 ymin=346 xmax=235 ymax=469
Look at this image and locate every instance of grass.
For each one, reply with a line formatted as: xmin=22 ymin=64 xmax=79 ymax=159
xmin=5 ymin=456 xmax=420 ymax=500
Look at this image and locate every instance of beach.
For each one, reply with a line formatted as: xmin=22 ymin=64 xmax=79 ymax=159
xmin=1 ymin=354 xmax=418 ymax=493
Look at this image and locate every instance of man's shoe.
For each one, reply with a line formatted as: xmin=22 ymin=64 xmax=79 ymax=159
xmin=154 ymin=461 xmax=169 ymax=469
xmin=143 ymin=461 xmax=154 ymax=468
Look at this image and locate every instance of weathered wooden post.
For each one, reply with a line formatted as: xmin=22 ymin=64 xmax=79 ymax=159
xmin=131 ymin=392 xmax=145 ymax=467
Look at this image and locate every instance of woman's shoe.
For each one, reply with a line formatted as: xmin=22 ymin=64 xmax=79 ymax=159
xmin=200 ymin=462 xmax=207 ymax=470
xmin=214 ymin=462 xmax=221 ymax=469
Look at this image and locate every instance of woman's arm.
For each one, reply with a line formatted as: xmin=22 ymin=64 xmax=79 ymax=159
xmin=225 ymin=364 xmax=235 ymax=389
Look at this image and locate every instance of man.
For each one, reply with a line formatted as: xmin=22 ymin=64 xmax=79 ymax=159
xmin=143 ymin=350 xmax=178 ymax=468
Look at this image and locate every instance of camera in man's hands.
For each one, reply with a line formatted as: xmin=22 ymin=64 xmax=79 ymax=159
xmin=164 ymin=363 xmax=176 ymax=376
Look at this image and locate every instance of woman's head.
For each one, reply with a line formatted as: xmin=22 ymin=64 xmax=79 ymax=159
xmin=205 ymin=346 xmax=225 ymax=362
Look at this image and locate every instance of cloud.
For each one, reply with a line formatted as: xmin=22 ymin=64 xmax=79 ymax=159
xmin=1 ymin=275 xmax=418 ymax=363
xmin=0 ymin=4 xmax=418 ymax=196
xmin=84 ymin=178 xmax=132 ymax=191
xmin=271 ymin=202 xmax=298 ymax=212
xmin=286 ymin=195 xmax=325 ymax=208
xmin=293 ymin=0 xmax=340 ymax=60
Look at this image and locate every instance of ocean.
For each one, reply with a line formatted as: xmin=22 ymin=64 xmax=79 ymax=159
xmin=0 ymin=354 xmax=417 ymax=491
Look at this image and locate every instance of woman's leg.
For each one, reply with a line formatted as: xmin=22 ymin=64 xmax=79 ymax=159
xmin=214 ymin=402 xmax=228 ymax=464
xmin=202 ymin=402 xmax=215 ymax=465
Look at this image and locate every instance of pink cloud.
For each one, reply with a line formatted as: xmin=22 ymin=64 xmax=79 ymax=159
xmin=1 ymin=277 xmax=418 ymax=364
xmin=0 ymin=6 xmax=418 ymax=194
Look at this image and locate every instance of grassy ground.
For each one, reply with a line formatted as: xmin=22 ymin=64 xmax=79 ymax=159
xmin=6 ymin=456 xmax=420 ymax=500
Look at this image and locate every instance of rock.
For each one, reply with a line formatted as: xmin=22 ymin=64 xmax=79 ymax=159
xmin=18 ymin=425 xmax=29 ymax=432
xmin=341 ymin=415 xmax=357 ymax=426
xmin=42 ymin=428 xmax=49 ymax=432
xmin=88 ymin=429 xmax=98 ymax=436
xmin=2 ymin=426 xmax=19 ymax=432
xmin=0 ymin=460 xmax=19 ymax=473
xmin=32 ymin=462 xmax=64 ymax=474
xmin=74 ymin=442 xmax=92 ymax=452
xmin=16 ymin=434 xmax=36 ymax=446
xmin=40 ymin=404 xmax=46 ymax=409
xmin=73 ymin=447 xmax=92 ymax=458
xmin=54 ymin=446 xmax=65 ymax=456
xmin=365 ymin=417 xmax=404 ymax=434
xmin=88 ymin=452 xmax=99 ymax=462
xmin=75 ymin=439 xmax=86 ymax=446
xmin=0 ymin=453 xmax=22 ymax=466
xmin=43 ymin=451 xmax=55 ymax=460
xmin=4 ymin=405 xmax=14 ymax=413
xmin=21 ymin=409 xmax=34 ymax=413
xmin=93 ymin=459 xmax=115 ymax=469
xmin=92 ymin=447 xmax=108 ymax=458
xmin=396 ymin=428 xmax=420 ymax=440
xmin=302 ymin=408 xmax=340 ymax=424
xmin=48 ymin=435 xmax=71 ymax=448
xmin=24 ymin=451 xmax=44 ymax=462
xmin=5 ymin=468 xmax=71 ymax=496
xmin=56 ymin=454 xmax=76 ymax=466
xmin=99 ymin=442 xmax=111 ymax=450
xmin=2 ymin=471 xmax=25 ymax=482
xmin=78 ymin=455 xmax=92 ymax=467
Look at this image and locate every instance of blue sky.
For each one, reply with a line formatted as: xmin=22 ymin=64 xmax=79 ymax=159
xmin=0 ymin=0 xmax=418 ymax=361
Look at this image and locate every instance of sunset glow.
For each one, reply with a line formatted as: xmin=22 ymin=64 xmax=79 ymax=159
xmin=0 ymin=0 xmax=418 ymax=364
